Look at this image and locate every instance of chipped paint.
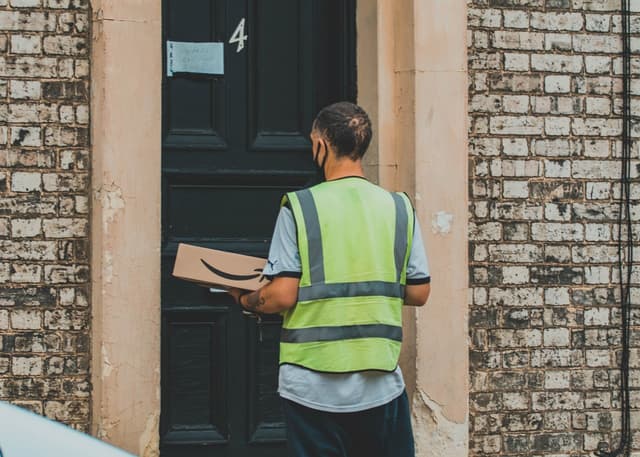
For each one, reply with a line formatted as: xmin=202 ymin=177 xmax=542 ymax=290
xmin=412 ymin=389 xmax=468 ymax=457
xmin=431 ymin=211 xmax=454 ymax=235
xmin=103 ymin=251 xmax=114 ymax=285
xmin=101 ymin=343 xmax=113 ymax=379
xmin=139 ymin=412 xmax=160 ymax=457
xmin=95 ymin=182 xmax=125 ymax=233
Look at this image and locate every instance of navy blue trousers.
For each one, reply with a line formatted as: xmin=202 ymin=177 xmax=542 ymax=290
xmin=282 ymin=390 xmax=415 ymax=457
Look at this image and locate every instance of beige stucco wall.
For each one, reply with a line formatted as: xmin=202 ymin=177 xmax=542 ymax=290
xmin=89 ymin=1 xmax=467 ymax=456
xmin=358 ymin=1 xmax=469 ymax=456
xmin=90 ymin=1 xmax=162 ymax=455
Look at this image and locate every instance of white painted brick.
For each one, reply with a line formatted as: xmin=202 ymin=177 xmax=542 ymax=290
xmin=10 ymin=80 xmax=40 ymax=99
xmin=545 ymin=33 xmax=572 ymax=51
xmin=503 ymin=180 xmax=529 ymax=198
xmin=584 ymin=266 xmax=610 ymax=284
xmin=502 ymin=95 xmax=529 ymax=113
xmin=586 ymin=182 xmax=611 ymax=200
xmin=10 ymin=35 xmax=41 ymax=54
xmin=503 ymin=138 xmax=529 ymax=156
xmin=490 ymin=116 xmax=544 ymax=135
xmin=11 ymin=172 xmax=41 ymax=192
xmin=469 ymin=8 xmax=502 ymax=28
xmin=545 ymin=371 xmax=571 ymax=389
xmin=10 ymin=0 xmax=40 ymax=5
xmin=533 ymin=139 xmax=576 ymax=157
xmin=586 ymin=97 xmax=611 ymax=115
xmin=42 ymin=218 xmax=88 ymax=238
xmin=545 ymin=159 xmax=571 ymax=178
xmin=544 ymin=328 xmax=571 ymax=347
xmin=586 ymin=350 xmax=611 ymax=368
xmin=572 ymin=119 xmax=622 ymax=136
xmin=76 ymin=105 xmax=89 ymax=124
xmin=504 ymin=53 xmax=529 ymax=71
xmin=531 ymin=223 xmax=584 ymax=241
xmin=0 ymin=12 xmax=56 ymax=31
xmin=584 ymin=140 xmax=610 ymax=157
xmin=10 ymin=127 xmax=41 ymax=147
xmin=585 ymin=14 xmax=611 ymax=32
xmin=11 ymin=309 xmax=41 ymax=329
xmin=503 ymin=10 xmax=529 ymax=29
xmin=11 ymin=264 xmax=41 ymax=282
xmin=470 ymin=222 xmax=502 ymax=241
xmin=471 ymin=95 xmax=502 ymax=113
xmin=545 ymin=288 xmax=571 ymax=306
xmin=545 ymin=202 xmax=572 ymax=221
xmin=531 ymin=12 xmax=583 ymax=31
xmin=545 ymin=117 xmax=571 ymax=136
xmin=545 ymin=75 xmax=571 ymax=94
xmin=59 ymin=105 xmax=74 ymax=123
xmin=572 ymin=161 xmax=620 ymax=179
xmin=492 ymin=31 xmax=544 ymax=50
xmin=501 ymin=160 xmax=542 ymax=177
xmin=12 ymin=356 xmax=42 ymax=375
xmin=585 ymin=56 xmax=611 ymax=74
xmin=502 ymin=266 xmax=530 ymax=284
xmin=573 ymin=34 xmax=620 ymax=53
xmin=585 ymin=223 xmax=611 ymax=241
xmin=532 ymin=96 xmax=577 ymax=115
xmin=11 ymin=218 xmax=41 ymax=237
xmin=473 ymin=31 xmax=490 ymax=49
xmin=532 ymin=55 xmax=583 ymax=73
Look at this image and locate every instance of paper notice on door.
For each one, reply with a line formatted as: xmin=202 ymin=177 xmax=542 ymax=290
xmin=166 ymin=41 xmax=224 ymax=77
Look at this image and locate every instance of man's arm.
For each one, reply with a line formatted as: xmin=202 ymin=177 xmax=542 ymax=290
xmin=404 ymin=283 xmax=430 ymax=307
xmin=229 ymin=276 xmax=299 ymax=314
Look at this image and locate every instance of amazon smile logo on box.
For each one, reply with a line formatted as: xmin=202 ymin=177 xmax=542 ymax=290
xmin=200 ymin=259 xmax=267 ymax=283
xmin=173 ymin=243 xmax=268 ymax=291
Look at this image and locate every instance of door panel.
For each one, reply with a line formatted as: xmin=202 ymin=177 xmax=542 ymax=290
xmin=248 ymin=0 xmax=313 ymax=151
xmin=161 ymin=1 xmax=355 ymax=456
xmin=165 ymin=0 xmax=227 ymax=149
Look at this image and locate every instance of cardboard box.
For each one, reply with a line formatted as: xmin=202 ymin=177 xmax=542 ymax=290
xmin=172 ymin=243 xmax=268 ymax=291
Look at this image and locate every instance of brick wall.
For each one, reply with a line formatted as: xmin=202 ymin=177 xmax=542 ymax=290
xmin=0 ymin=0 xmax=91 ymax=431
xmin=468 ymin=1 xmax=640 ymax=455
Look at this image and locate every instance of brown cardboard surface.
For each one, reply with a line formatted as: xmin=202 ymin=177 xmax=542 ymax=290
xmin=172 ymin=243 xmax=268 ymax=291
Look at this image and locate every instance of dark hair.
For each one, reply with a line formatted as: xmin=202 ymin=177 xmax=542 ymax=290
xmin=312 ymin=102 xmax=372 ymax=160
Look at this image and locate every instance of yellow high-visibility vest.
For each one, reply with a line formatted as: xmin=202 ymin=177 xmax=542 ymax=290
xmin=280 ymin=177 xmax=414 ymax=373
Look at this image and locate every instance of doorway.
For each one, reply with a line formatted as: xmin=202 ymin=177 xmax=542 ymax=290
xmin=160 ymin=1 xmax=356 ymax=456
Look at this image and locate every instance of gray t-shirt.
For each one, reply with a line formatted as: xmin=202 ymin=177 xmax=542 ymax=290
xmin=264 ymin=205 xmax=430 ymax=413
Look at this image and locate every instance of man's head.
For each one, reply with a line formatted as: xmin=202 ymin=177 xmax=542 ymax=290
xmin=310 ymin=102 xmax=372 ymax=163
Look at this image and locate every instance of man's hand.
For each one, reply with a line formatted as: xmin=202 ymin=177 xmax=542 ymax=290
xmin=227 ymin=287 xmax=248 ymax=305
xmin=227 ymin=277 xmax=299 ymax=314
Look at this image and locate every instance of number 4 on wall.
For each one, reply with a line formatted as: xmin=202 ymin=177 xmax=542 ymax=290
xmin=229 ymin=18 xmax=248 ymax=53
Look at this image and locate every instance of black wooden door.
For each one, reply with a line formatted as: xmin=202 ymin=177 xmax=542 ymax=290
xmin=160 ymin=2 xmax=355 ymax=456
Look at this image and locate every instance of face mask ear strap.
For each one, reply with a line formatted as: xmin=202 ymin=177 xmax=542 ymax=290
xmin=313 ymin=141 xmax=321 ymax=163
xmin=319 ymin=141 xmax=329 ymax=170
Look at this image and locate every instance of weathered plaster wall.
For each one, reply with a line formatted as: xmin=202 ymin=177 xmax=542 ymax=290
xmin=468 ymin=2 xmax=640 ymax=456
xmin=0 ymin=0 xmax=92 ymax=432
xmin=90 ymin=0 xmax=161 ymax=455
xmin=364 ymin=1 xmax=470 ymax=456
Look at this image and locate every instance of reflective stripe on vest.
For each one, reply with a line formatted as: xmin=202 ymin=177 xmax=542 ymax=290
xmin=281 ymin=323 xmax=403 ymax=344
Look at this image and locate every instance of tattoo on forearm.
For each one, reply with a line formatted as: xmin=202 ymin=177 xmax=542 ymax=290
xmin=243 ymin=291 xmax=266 ymax=313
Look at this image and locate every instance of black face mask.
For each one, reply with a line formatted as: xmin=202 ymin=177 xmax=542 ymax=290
xmin=307 ymin=141 xmax=328 ymax=186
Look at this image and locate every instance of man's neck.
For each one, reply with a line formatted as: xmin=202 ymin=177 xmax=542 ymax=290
xmin=324 ymin=158 xmax=365 ymax=181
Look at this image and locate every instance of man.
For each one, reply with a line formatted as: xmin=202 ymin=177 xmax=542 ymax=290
xmin=229 ymin=101 xmax=431 ymax=457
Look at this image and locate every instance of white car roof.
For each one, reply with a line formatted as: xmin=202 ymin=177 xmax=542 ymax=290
xmin=0 ymin=402 xmax=136 ymax=457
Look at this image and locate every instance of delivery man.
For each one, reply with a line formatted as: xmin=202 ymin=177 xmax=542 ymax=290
xmin=228 ymin=101 xmax=431 ymax=457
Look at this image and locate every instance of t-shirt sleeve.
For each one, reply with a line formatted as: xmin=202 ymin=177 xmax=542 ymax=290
xmin=406 ymin=214 xmax=431 ymax=285
xmin=263 ymin=206 xmax=302 ymax=279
